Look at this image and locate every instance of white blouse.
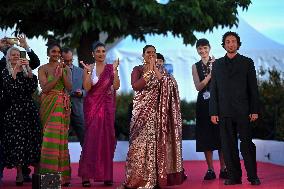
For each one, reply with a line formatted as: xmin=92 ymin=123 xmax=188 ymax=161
xmin=91 ymin=64 xmax=99 ymax=85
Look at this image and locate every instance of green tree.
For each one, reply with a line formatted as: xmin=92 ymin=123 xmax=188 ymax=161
xmin=115 ymin=92 xmax=133 ymax=140
xmin=256 ymin=67 xmax=284 ymax=140
xmin=0 ymin=0 xmax=251 ymax=62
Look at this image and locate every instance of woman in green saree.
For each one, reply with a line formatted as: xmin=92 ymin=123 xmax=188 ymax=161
xmin=38 ymin=43 xmax=72 ymax=186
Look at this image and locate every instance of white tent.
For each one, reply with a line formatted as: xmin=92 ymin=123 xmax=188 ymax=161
xmin=107 ymin=18 xmax=284 ymax=102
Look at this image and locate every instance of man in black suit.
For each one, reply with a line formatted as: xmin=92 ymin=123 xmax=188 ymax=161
xmin=209 ymin=31 xmax=261 ymax=185
xmin=0 ymin=35 xmax=40 ymax=183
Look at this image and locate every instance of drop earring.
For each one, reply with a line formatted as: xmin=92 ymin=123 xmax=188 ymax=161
xmin=143 ymin=59 xmax=146 ymax=65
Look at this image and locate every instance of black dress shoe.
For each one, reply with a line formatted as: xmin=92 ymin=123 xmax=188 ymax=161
xmin=16 ymin=181 xmax=23 ymax=186
xmin=224 ymin=178 xmax=242 ymax=185
xmin=248 ymin=178 xmax=261 ymax=185
xmin=23 ymin=174 xmax=32 ymax=182
xmin=219 ymin=168 xmax=228 ymax=179
xmin=104 ymin=180 xmax=113 ymax=186
xmin=16 ymin=175 xmax=24 ymax=186
xmin=22 ymin=167 xmax=32 ymax=182
xmin=204 ymin=169 xmax=216 ymax=180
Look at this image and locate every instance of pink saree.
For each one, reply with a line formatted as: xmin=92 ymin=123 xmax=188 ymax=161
xmin=78 ymin=64 xmax=116 ymax=181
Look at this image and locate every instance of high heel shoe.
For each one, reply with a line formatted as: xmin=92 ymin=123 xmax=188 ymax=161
xmin=104 ymin=180 xmax=113 ymax=186
xmin=82 ymin=180 xmax=91 ymax=187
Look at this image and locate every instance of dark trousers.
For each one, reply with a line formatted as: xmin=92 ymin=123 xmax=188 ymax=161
xmin=219 ymin=116 xmax=258 ymax=180
xmin=70 ymin=113 xmax=85 ymax=146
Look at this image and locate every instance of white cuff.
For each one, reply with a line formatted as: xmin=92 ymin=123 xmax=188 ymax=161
xmin=25 ymin=47 xmax=32 ymax=52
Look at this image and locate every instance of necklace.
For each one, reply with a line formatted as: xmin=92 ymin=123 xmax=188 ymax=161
xmin=201 ymin=61 xmax=211 ymax=77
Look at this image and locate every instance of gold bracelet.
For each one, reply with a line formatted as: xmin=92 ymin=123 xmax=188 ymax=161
xmin=143 ymin=74 xmax=149 ymax=82
xmin=143 ymin=71 xmax=152 ymax=81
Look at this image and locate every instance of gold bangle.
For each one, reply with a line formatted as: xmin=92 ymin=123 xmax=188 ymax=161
xmin=143 ymin=75 xmax=149 ymax=81
xmin=143 ymin=72 xmax=151 ymax=81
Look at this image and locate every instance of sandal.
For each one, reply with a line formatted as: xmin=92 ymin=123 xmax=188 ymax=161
xmin=82 ymin=181 xmax=91 ymax=187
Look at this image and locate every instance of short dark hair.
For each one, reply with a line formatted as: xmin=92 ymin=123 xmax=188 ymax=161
xmin=222 ymin=31 xmax=242 ymax=49
xmin=61 ymin=47 xmax=73 ymax=54
xmin=156 ymin=53 xmax=165 ymax=62
xmin=142 ymin=45 xmax=156 ymax=54
xmin=92 ymin=41 xmax=105 ymax=51
xmin=196 ymin=38 xmax=210 ymax=48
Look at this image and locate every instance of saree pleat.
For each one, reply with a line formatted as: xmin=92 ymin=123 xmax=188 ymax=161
xmin=156 ymin=76 xmax=184 ymax=186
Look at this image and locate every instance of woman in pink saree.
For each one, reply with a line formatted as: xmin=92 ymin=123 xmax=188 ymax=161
xmin=118 ymin=45 xmax=186 ymax=189
xmin=78 ymin=42 xmax=120 ymax=187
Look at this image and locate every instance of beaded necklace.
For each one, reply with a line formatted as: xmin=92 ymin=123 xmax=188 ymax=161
xmin=200 ymin=57 xmax=212 ymax=91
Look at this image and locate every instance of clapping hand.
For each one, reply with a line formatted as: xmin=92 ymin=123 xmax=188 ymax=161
xmin=54 ymin=66 xmax=62 ymax=78
xmin=149 ymin=55 xmax=155 ymax=71
xmin=58 ymin=57 xmax=67 ymax=68
xmin=54 ymin=57 xmax=65 ymax=78
xmin=80 ymin=61 xmax=92 ymax=73
xmin=113 ymin=58 xmax=120 ymax=72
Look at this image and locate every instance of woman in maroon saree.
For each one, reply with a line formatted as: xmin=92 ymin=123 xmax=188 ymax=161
xmin=78 ymin=42 xmax=120 ymax=187
xmin=118 ymin=45 xmax=186 ymax=189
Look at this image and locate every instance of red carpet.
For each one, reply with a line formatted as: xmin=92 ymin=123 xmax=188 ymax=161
xmin=1 ymin=161 xmax=284 ymax=189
